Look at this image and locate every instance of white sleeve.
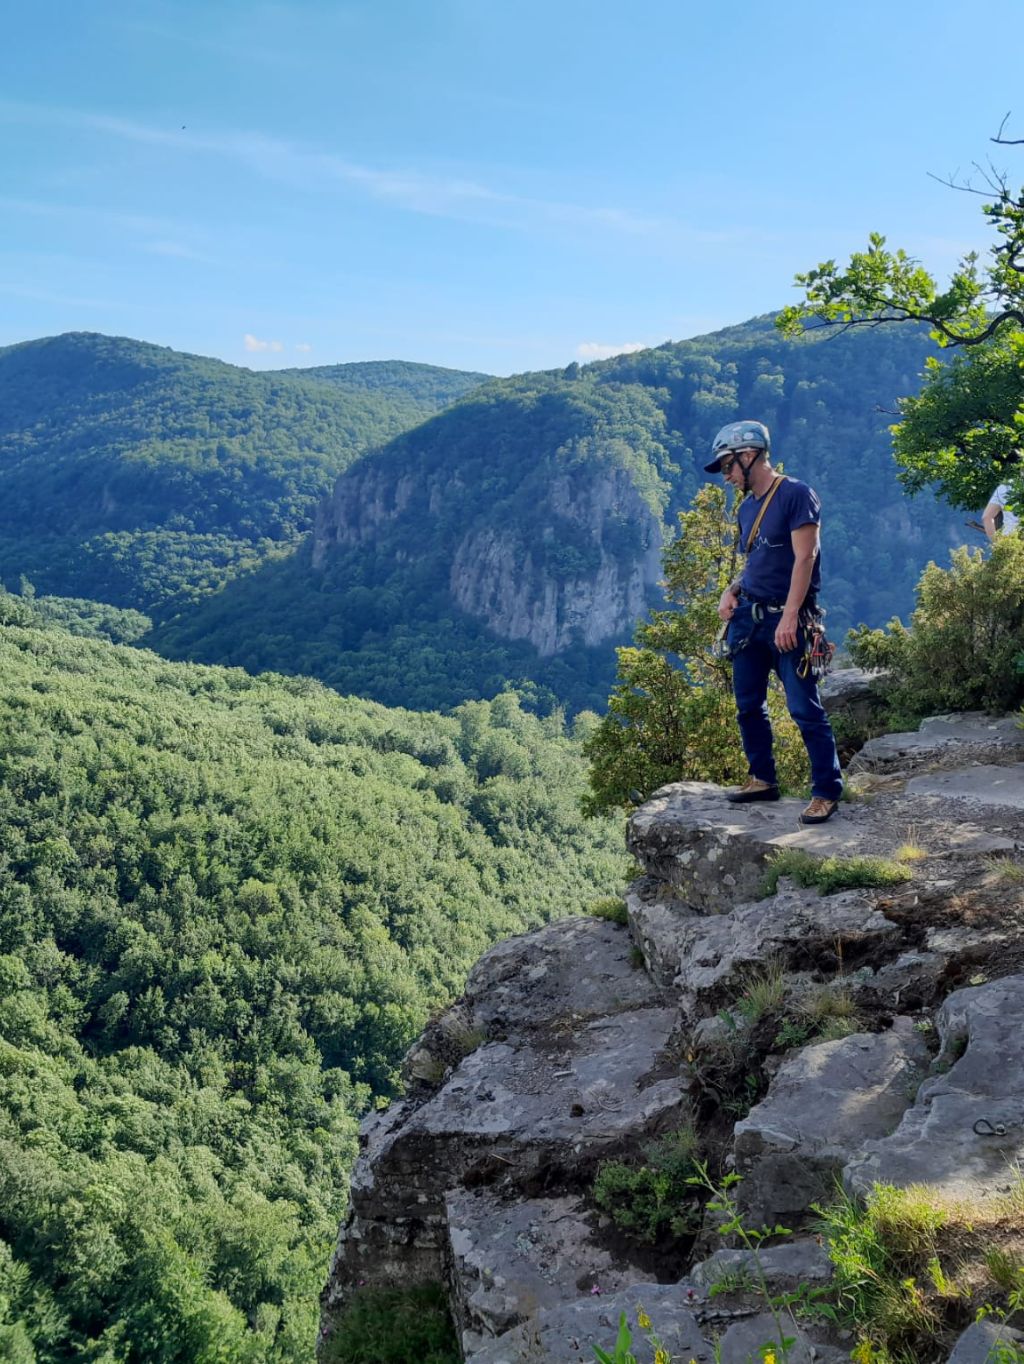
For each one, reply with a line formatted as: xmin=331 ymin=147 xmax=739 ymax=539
xmin=991 ymin=483 xmax=1010 ymax=509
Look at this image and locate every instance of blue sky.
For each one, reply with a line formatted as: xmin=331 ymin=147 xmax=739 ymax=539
xmin=1 ymin=0 xmax=1018 ymax=375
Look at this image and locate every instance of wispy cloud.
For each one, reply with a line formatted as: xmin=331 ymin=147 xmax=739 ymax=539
xmin=144 ymin=239 xmax=216 ymax=263
xmin=244 ymin=333 xmax=284 ymax=353
xmin=577 ymin=341 xmax=648 ymax=361
xmin=294 ymin=342 xmax=313 ymax=353
xmin=0 ymin=100 xmax=722 ymax=243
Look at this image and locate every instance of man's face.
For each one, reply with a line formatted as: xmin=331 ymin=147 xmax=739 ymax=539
xmin=720 ymin=448 xmax=758 ymax=487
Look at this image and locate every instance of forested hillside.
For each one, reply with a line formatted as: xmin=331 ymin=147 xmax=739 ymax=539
xmin=0 ymin=598 xmax=621 ymax=1361
xmin=155 ymin=318 xmax=966 ymax=714
xmin=0 ymin=333 xmax=488 ymax=613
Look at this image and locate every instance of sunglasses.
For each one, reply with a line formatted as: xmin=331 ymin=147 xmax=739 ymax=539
xmin=719 ymin=449 xmax=757 ymax=474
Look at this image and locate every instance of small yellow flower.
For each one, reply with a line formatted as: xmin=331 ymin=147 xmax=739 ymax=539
xmin=636 ymin=1307 xmax=652 ymax=1330
xmin=654 ymin=1349 xmax=670 ymax=1364
xmin=763 ymin=1352 xmax=776 ymax=1364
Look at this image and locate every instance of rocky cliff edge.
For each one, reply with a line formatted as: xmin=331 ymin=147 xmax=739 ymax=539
xmin=320 ymin=705 xmax=1024 ymax=1363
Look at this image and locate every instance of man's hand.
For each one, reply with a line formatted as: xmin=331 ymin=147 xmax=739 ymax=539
xmin=774 ymin=607 xmax=800 ymax=652
xmin=718 ymin=587 xmax=739 ymax=622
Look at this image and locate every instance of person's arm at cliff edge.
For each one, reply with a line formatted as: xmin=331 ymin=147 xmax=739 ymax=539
xmin=774 ymin=523 xmax=819 ymax=652
xmin=982 ymin=500 xmax=1001 ymax=540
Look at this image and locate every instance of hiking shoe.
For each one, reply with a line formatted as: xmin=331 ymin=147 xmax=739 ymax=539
xmin=726 ymin=778 xmax=780 ymax=804
xmin=800 ymin=797 xmax=839 ymax=825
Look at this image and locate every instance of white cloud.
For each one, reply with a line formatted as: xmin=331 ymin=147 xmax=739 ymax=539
xmin=294 ymin=342 xmax=313 ymax=352
xmin=576 ymin=341 xmax=647 ymax=361
xmin=244 ymin=333 xmax=284 ymax=353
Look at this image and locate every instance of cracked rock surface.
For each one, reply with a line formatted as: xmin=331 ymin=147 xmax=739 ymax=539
xmin=320 ymin=712 xmax=1024 ymax=1363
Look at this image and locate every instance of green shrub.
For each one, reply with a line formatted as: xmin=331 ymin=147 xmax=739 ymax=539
xmin=321 ymin=1283 xmax=460 ymax=1364
xmin=587 ymin=897 xmax=629 ymax=925
xmin=761 ymin=849 xmax=911 ymax=898
xmin=848 ymin=537 xmax=1024 ymax=719
xmin=592 ymin=1126 xmax=702 ymax=1244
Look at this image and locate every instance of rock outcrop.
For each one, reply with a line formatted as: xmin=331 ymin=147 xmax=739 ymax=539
xmin=321 ymin=712 xmax=1024 ymax=1363
xmin=312 ymin=458 xmax=663 ymax=656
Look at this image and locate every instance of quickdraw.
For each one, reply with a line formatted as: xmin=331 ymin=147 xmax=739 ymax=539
xmin=797 ymin=609 xmax=836 ymax=682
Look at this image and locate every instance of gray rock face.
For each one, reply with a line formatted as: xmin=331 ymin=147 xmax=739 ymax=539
xmin=464 ymin=916 xmax=656 ymax=1036
xmin=690 ymin=1240 xmax=834 ymax=1294
xmin=734 ymin=1018 xmax=930 ymax=1230
xmin=446 ymin=1189 xmax=635 ymax=1356
xmin=714 ymin=1312 xmax=815 ymax=1364
xmin=908 ymin=762 xmax=1024 ymax=811
xmin=628 ymin=783 xmax=887 ymax=913
xmin=946 ymin=1318 xmax=1024 ymax=1363
xmin=465 ymin=1284 xmax=709 ymax=1364
xmin=845 ymin=975 xmax=1024 ymax=1203
xmin=666 ymin=884 xmax=899 ymax=1020
xmin=321 ymin=920 xmax=688 ymax=1341
xmin=851 ymin=712 xmax=1024 ymax=775
xmin=313 ymin=456 xmax=663 ymax=656
xmin=819 ymin=666 xmax=890 ymax=722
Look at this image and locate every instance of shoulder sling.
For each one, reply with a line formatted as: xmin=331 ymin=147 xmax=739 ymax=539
xmin=744 ymin=475 xmax=784 ymax=553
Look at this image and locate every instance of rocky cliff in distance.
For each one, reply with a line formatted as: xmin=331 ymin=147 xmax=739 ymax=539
xmin=320 ymin=697 xmax=1024 ymax=1364
xmin=314 ymin=456 xmax=663 ymax=657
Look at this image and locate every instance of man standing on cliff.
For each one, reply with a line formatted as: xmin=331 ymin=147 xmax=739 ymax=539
xmin=706 ymin=420 xmax=843 ymax=825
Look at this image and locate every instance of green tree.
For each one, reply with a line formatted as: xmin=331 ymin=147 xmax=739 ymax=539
xmin=777 ymin=127 xmax=1024 ymax=514
xmin=583 ymin=485 xmax=807 ymax=814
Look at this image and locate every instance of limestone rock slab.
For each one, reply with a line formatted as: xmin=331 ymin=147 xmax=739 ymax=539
xmin=446 ymin=1189 xmax=635 ymax=1356
xmin=734 ymin=1017 xmax=929 ymax=1230
xmin=851 ymin=712 xmax=1024 ymax=775
xmin=946 ymin=1318 xmax=1024 ymax=1363
xmin=690 ymin=1239 xmax=834 ymax=1294
xmin=908 ymin=762 xmax=1024 ymax=812
xmin=846 ymin=974 xmax=1024 ymax=1203
xmin=628 ymin=783 xmax=885 ymax=913
xmin=465 ymin=1284 xmax=709 ymax=1364
xmin=463 ymin=916 xmax=658 ymax=1036
xmin=668 ymin=884 xmax=899 ymax=1020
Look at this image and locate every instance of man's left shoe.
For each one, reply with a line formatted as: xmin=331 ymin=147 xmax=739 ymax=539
xmin=800 ymin=797 xmax=839 ymax=825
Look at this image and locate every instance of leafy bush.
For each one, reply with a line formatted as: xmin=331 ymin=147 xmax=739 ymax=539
xmin=592 ymin=1126 xmax=702 ymax=1245
xmin=848 ymin=537 xmax=1024 ymax=718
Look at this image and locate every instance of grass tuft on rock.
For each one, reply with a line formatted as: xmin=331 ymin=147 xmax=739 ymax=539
xmin=587 ymin=896 xmax=629 ymax=925
xmin=760 ymin=848 xmax=912 ymax=898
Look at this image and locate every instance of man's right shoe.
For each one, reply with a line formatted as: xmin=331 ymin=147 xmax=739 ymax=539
xmin=726 ymin=778 xmax=781 ymax=804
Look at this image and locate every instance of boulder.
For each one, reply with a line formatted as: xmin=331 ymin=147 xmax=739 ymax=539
xmin=845 ymin=975 xmax=1024 ymax=1203
xmin=666 ymin=883 xmax=899 ymax=1020
xmin=946 ymin=1318 xmax=1024 ymax=1363
xmin=446 ymin=1188 xmax=637 ymax=1356
xmin=819 ymin=666 xmax=890 ymax=722
xmin=463 ymin=915 xmax=657 ymax=1037
xmin=733 ymin=1017 xmax=929 ymax=1230
xmin=850 ymin=713 xmax=1024 ymax=776
xmin=690 ymin=1239 xmax=834 ymax=1295
xmin=628 ymin=783 xmax=892 ymax=914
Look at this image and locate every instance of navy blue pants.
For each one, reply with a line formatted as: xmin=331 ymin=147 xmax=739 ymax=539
xmin=728 ymin=601 xmax=843 ymax=800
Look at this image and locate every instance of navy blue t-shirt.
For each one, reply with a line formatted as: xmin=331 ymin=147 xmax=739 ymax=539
xmin=737 ymin=476 xmax=821 ymax=603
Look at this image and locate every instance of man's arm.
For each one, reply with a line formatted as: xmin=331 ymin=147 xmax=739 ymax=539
xmin=775 ymin=523 xmax=819 ymax=652
xmin=982 ymin=501 xmax=1001 ymax=540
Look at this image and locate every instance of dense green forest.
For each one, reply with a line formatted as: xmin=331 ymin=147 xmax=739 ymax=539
xmin=0 ymin=597 xmax=621 ymax=1361
xmin=154 ymin=318 xmax=968 ymax=713
xmin=0 ymin=333 xmax=487 ymax=613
